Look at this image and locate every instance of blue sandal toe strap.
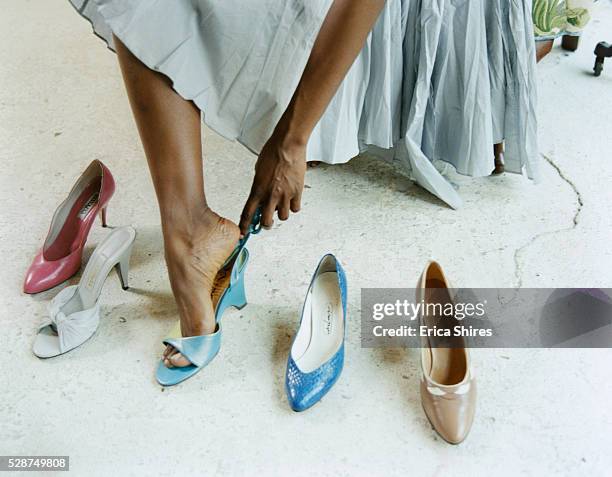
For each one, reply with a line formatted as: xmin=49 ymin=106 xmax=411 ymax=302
xmin=163 ymin=328 xmax=222 ymax=368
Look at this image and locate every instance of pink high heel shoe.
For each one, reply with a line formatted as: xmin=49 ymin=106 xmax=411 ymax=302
xmin=23 ymin=160 xmax=115 ymax=294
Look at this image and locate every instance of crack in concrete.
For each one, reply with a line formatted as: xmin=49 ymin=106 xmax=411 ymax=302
xmin=542 ymin=154 xmax=584 ymax=226
xmin=513 ymin=154 xmax=584 ymax=288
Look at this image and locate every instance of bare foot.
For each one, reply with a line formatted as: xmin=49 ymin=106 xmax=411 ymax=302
xmin=162 ymin=209 xmax=240 ymax=368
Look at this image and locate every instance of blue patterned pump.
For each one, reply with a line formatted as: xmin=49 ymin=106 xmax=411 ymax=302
xmin=285 ymin=254 xmax=347 ymax=411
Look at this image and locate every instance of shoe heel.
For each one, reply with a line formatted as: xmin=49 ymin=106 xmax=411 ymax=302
xmin=215 ymin=248 xmax=249 ymax=322
xmin=228 ymin=272 xmax=247 ymax=310
xmin=100 ymin=206 xmax=108 ymax=228
xmin=115 ymin=244 xmax=134 ymax=290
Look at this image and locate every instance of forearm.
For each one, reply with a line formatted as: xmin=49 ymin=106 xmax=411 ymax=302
xmin=273 ymin=0 xmax=386 ymax=148
xmin=240 ymin=0 xmax=385 ymax=232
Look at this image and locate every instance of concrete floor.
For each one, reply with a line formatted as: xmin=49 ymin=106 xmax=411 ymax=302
xmin=1 ymin=1 xmax=611 ymax=476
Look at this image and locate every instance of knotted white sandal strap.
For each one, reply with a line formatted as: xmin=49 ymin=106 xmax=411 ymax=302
xmin=40 ymin=285 xmax=100 ymax=354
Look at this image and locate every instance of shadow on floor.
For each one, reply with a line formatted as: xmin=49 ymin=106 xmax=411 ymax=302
xmin=309 ymin=153 xmax=452 ymax=209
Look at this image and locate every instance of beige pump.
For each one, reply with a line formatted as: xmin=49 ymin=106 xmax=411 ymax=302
xmin=417 ymin=261 xmax=476 ymax=444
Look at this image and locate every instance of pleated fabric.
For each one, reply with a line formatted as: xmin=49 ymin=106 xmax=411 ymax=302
xmin=69 ymin=0 xmax=538 ymax=209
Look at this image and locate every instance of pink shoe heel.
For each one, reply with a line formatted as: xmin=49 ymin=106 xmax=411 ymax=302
xmin=100 ymin=206 xmax=108 ymax=228
xmin=23 ymin=160 xmax=116 ymax=294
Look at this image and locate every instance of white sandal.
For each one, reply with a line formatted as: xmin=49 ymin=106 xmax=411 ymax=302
xmin=33 ymin=226 xmax=136 ymax=358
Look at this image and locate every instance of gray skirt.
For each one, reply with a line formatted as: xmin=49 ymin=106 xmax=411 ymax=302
xmin=70 ymin=0 xmax=538 ymax=209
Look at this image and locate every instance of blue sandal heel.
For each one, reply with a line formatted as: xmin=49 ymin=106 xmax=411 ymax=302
xmin=156 ymin=212 xmax=261 ymax=386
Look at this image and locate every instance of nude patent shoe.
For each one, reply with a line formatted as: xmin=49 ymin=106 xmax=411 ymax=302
xmin=417 ymin=261 xmax=476 ymax=444
xmin=23 ymin=160 xmax=115 ymax=294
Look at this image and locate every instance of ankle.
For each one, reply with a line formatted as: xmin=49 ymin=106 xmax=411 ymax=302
xmin=161 ymin=204 xmax=215 ymax=240
xmin=162 ymin=208 xmax=240 ymax=263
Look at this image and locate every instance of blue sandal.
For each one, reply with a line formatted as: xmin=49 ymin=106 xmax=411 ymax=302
xmin=156 ymin=211 xmax=261 ymax=386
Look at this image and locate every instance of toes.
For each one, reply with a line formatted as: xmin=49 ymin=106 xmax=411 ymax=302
xmin=168 ymin=352 xmax=192 ymax=368
xmin=162 ymin=346 xmax=189 ymax=368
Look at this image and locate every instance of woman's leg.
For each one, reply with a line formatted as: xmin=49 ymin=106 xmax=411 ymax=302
xmin=114 ymin=37 xmax=239 ymax=367
xmin=114 ymin=0 xmax=385 ymax=367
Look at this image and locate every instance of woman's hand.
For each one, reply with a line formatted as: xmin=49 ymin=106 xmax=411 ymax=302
xmin=239 ymin=135 xmax=306 ymax=235
xmin=239 ymin=0 xmax=386 ymax=235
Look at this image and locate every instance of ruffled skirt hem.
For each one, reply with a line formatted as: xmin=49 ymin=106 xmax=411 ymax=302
xmin=69 ymin=0 xmax=539 ymax=209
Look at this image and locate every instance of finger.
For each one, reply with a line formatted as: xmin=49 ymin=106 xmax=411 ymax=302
xmin=278 ymin=196 xmax=290 ymax=221
xmin=290 ymin=190 xmax=302 ymax=213
xmin=261 ymin=198 xmax=276 ymax=229
xmin=240 ymin=193 xmax=260 ymax=236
